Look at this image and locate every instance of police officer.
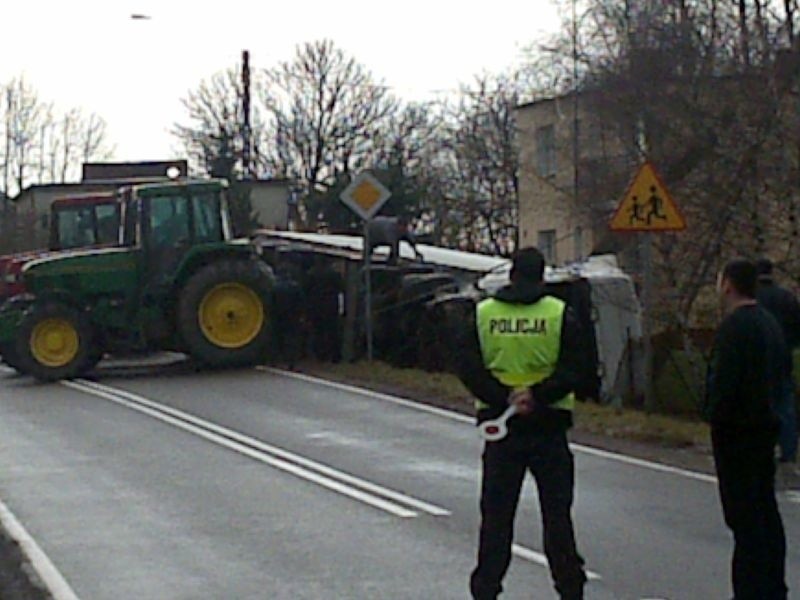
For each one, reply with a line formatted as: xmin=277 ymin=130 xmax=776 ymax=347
xmin=456 ymin=247 xmax=586 ymax=600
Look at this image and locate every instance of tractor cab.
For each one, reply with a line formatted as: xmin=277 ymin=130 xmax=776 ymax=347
xmin=0 ymin=193 xmax=121 ymax=305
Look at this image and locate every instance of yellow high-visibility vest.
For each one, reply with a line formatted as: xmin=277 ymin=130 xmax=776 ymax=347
xmin=475 ymin=295 xmax=575 ymax=412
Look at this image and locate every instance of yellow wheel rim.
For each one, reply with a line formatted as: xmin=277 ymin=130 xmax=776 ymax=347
xmin=30 ymin=318 xmax=80 ymax=368
xmin=199 ymin=283 xmax=265 ymax=349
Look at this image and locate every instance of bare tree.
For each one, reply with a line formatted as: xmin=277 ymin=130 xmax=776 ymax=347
xmin=430 ymin=73 xmax=521 ymax=254
xmin=3 ymin=77 xmax=46 ymax=196
xmin=259 ymin=39 xmax=398 ymax=222
xmin=0 ymin=77 xmax=111 ymax=197
xmin=173 ymin=65 xmax=263 ymax=179
xmin=532 ymin=0 xmax=800 ymax=330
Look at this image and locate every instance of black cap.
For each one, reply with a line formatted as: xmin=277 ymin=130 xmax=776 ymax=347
xmin=510 ymin=247 xmax=545 ymax=283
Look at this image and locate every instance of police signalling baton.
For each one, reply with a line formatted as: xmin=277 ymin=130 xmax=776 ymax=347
xmin=478 ymin=404 xmax=519 ymax=442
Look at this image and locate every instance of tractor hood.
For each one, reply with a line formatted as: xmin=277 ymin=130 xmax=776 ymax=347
xmin=21 ymin=247 xmax=137 ymax=298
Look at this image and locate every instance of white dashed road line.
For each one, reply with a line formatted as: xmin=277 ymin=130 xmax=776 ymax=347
xmin=512 ymin=544 xmax=602 ymax=581
xmin=64 ymin=379 xmax=451 ymax=519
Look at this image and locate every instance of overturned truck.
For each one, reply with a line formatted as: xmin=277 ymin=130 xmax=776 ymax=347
xmin=256 ymin=232 xmax=643 ymax=404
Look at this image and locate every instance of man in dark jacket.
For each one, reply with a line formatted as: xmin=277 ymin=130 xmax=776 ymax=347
xmin=705 ymin=259 xmax=788 ymax=600
xmin=456 ymin=248 xmax=586 ymax=600
xmin=757 ymin=258 xmax=799 ymax=475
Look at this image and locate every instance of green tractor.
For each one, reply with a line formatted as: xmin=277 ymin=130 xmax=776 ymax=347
xmin=0 ymin=179 xmax=274 ymax=381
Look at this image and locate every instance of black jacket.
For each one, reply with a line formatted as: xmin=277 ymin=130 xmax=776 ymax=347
xmin=703 ymin=304 xmax=788 ymax=439
xmin=455 ymin=280 xmax=583 ymax=435
xmin=757 ymin=278 xmax=800 ymax=349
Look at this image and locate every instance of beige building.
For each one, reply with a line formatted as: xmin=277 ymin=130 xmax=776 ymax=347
xmin=516 ymin=93 xmax=631 ymax=265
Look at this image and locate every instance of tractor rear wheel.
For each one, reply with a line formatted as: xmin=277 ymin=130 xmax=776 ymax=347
xmin=14 ymin=302 xmax=95 ymax=382
xmin=177 ymin=259 xmax=272 ymax=367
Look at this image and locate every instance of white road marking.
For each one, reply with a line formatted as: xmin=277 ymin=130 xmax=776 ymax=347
xmin=0 ymin=498 xmax=81 ymax=600
xmin=512 ymin=544 xmax=601 ymax=581
xmin=259 ymin=369 xmax=610 ymax=580
xmin=64 ymin=379 xmax=450 ymax=518
xmin=257 ymin=366 xmax=474 ymax=424
xmin=263 ymin=368 xmax=718 ymax=484
xmin=785 ymin=491 xmax=800 ymax=504
xmin=573 ymin=445 xmax=716 ymax=484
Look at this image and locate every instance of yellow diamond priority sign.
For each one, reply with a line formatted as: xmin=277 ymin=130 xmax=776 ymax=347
xmin=610 ymin=162 xmax=686 ymax=232
xmin=340 ymin=172 xmax=392 ymax=220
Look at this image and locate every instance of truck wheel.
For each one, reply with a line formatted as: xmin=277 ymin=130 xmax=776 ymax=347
xmin=178 ymin=259 xmax=272 ymax=367
xmin=14 ymin=303 xmax=94 ymax=382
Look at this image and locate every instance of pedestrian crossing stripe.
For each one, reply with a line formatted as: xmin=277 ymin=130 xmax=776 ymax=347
xmin=610 ymin=162 xmax=686 ymax=232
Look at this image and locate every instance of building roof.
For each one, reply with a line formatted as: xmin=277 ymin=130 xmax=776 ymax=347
xmin=82 ymin=160 xmax=188 ymax=182
xmin=12 ymin=181 xmax=130 ymax=204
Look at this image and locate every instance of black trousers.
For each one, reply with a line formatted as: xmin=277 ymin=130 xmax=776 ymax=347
xmin=713 ymin=431 xmax=787 ymax=600
xmin=470 ymin=430 xmax=586 ymax=600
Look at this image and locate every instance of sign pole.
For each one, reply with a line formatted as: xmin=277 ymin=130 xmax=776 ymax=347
xmin=339 ymin=171 xmax=392 ymax=363
xmin=641 ymin=232 xmax=655 ymax=413
xmin=363 ymin=219 xmax=374 ymax=362
xmin=637 ymin=120 xmax=655 ymax=413
xmin=608 ymin=152 xmax=684 ymax=412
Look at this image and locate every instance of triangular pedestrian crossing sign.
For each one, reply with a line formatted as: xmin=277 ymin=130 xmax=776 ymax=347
xmin=610 ymin=162 xmax=686 ymax=232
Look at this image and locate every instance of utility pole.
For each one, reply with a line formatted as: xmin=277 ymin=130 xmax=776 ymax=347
xmin=571 ymin=0 xmax=580 ymax=258
xmin=241 ymin=50 xmax=252 ymax=178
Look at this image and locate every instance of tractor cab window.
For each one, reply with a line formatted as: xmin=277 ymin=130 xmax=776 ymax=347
xmin=57 ymin=207 xmax=96 ymax=249
xmin=192 ymin=192 xmax=223 ymax=243
xmin=95 ymin=204 xmax=120 ymax=245
xmin=122 ymin=197 xmax=138 ymax=247
xmin=148 ymin=194 xmax=190 ymax=247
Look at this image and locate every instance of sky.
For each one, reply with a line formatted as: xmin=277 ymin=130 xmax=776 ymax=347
xmin=0 ymin=0 xmax=564 ymax=163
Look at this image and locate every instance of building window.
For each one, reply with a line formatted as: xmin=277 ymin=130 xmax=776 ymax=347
xmin=538 ymin=229 xmax=557 ymax=264
xmin=573 ymin=226 xmax=583 ymax=261
xmin=536 ymin=125 xmax=557 ymax=178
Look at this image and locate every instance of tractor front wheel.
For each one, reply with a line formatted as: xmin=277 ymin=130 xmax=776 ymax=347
xmin=15 ymin=303 xmax=95 ymax=382
xmin=177 ymin=259 xmax=272 ymax=367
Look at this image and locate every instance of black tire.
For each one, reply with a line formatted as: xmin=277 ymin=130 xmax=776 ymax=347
xmin=83 ymin=347 xmax=105 ymax=373
xmin=0 ymin=342 xmax=23 ymax=373
xmin=14 ymin=302 xmax=95 ymax=382
xmin=177 ymin=259 xmax=273 ymax=367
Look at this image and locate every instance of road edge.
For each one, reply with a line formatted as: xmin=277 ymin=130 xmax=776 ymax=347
xmin=0 ymin=498 xmax=79 ymax=600
xmin=261 ymin=366 xmax=719 ymax=484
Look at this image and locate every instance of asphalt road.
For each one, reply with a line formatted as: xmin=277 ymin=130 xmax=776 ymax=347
xmin=0 ymin=361 xmax=798 ymax=600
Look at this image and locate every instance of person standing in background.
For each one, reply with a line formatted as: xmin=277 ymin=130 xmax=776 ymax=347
xmin=757 ymin=258 xmax=800 ymax=487
xmin=705 ymin=259 xmax=788 ymax=600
